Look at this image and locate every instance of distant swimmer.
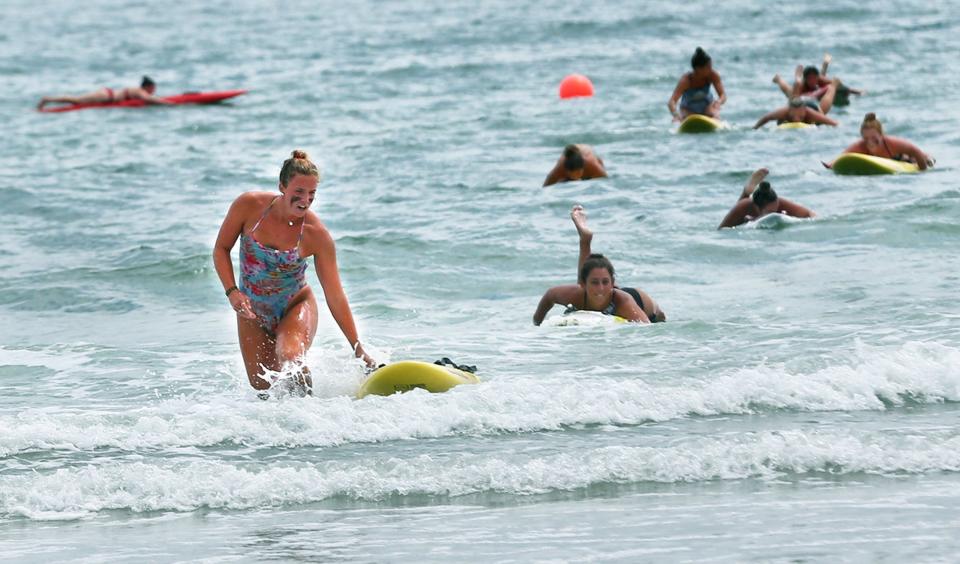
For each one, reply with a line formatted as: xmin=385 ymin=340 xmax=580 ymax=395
xmin=213 ymin=150 xmax=375 ymax=395
xmin=37 ymin=76 xmax=173 ymax=111
xmin=753 ymin=97 xmax=838 ymax=129
xmin=824 ymin=113 xmax=934 ymax=170
xmin=668 ymin=47 xmax=727 ymax=120
xmin=718 ymin=168 xmax=816 ymax=229
xmin=543 ymin=144 xmax=608 ymax=187
xmin=771 ymin=54 xmax=863 ymax=114
xmin=533 ymin=205 xmax=665 ymax=325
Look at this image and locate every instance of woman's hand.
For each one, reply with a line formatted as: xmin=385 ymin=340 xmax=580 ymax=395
xmin=354 ymin=342 xmax=378 ymax=369
xmin=228 ymin=290 xmax=256 ymax=320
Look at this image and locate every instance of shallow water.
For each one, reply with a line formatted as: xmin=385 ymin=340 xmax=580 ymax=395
xmin=3 ymin=0 xmax=960 ymax=561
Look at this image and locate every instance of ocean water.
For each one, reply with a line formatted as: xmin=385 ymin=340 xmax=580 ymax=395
xmin=3 ymin=0 xmax=960 ymax=561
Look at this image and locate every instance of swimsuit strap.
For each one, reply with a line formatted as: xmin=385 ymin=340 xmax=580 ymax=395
xmin=250 ymin=197 xmax=279 ymax=234
xmin=881 ymin=136 xmax=897 ymax=160
xmin=297 ymin=215 xmax=306 ymax=244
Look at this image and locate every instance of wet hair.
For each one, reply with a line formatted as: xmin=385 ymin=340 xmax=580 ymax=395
xmin=802 ymin=66 xmax=819 ymax=79
xmin=860 ymin=112 xmax=883 ymax=135
xmin=279 ymin=150 xmax=320 ymax=186
xmin=751 ymin=181 xmax=778 ymax=208
xmin=691 ymin=47 xmax=711 ymax=69
xmin=563 ymin=144 xmax=584 ymax=171
xmin=579 ymin=254 xmax=615 ymax=284
xmin=141 ymin=76 xmax=155 ymax=89
xmin=788 ymin=96 xmax=804 ymax=108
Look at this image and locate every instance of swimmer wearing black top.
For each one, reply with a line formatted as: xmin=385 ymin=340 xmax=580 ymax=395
xmin=532 ymin=205 xmax=665 ymax=325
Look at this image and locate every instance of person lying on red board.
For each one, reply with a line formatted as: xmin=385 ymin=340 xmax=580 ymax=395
xmin=37 ymin=76 xmax=173 ymax=110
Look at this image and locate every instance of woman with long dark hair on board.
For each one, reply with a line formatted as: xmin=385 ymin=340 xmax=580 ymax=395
xmin=533 ymin=206 xmax=665 ymax=325
xmin=37 ymin=76 xmax=173 ymax=111
xmin=213 ymin=150 xmax=375 ymax=395
xmin=718 ymin=168 xmax=815 ymax=229
xmin=667 ymin=47 xmax=727 ymax=120
xmin=823 ymin=113 xmax=934 ymax=170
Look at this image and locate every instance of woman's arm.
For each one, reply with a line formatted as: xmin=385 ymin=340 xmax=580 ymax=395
xmin=613 ymin=290 xmax=650 ymax=323
xmin=718 ymin=199 xmax=752 ymax=229
xmin=667 ymin=75 xmax=689 ymax=119
xmin=543 ymin=160 xmax=565 ymax=187
xmin=889 ymin=137 xmax=932 ymax=170
xmin=212 ymin=195 xmax=256 ymax=319
xmin=131 ymin=88 xmax=174 ymax=105
xmin=533 ymin=287 xmax=562 ymax=325
xmin=312 ymin=226 xmax=374 ymax=364
xmin=805 ymin=108 xmax=837 ymax=126
xmin=712 ymin=71 xmax=727 ymax=106
xmin=753 ymin=108 xmax=785 ymax=129
xmin=777 ymin=197 xmax=816 ymax=219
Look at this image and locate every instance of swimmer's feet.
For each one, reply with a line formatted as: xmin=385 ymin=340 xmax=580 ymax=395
xmin=571 ymin=204 xmax=592 ymax=243
xmin=741 ymin=168 xmax=770 ymax=198
xmin=771 ymin=73 xmax=781 ymax=84
xmin=823 ymin=52 xmax=832 ymax=66
xmin=36 ymin=98 xmax=47 ymax=111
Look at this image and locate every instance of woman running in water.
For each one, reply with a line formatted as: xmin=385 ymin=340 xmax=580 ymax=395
xmin=213 ymin=150 xmax=375 ymax=395
xmin=718 ymin=168 xmax=816 ymax=229
xmin=533 ymin=206 xmax=665 ymax=325
xmin=37 ymin=76 xmax=172 ymax=110
xmin=824 ymin=113 xmax=934 ymax=170
xmin=667 ymin=47 xmax=727 ymax=120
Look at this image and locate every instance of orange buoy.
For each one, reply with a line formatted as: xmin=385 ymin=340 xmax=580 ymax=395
xmin=558 ymin=74 xmax=594 ymax=99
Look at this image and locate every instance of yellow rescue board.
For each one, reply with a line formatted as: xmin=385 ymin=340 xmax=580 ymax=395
xmin=677 ymin=114 xmax=723 ymax=133
xmin=777 ymin=122 xmax=814 ymax=130
xmin=831 ymin=153 xmax=919 ymax=175
xmin=357 ymin=360 xmax=479 ymax=398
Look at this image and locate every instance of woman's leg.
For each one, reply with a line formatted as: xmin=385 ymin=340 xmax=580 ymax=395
xmin=571 ymin=205 xmax=593 ymax=277
xmin=274 ymin=290 xmax=319 ymax=393
xmin=236 ymin=315 xmax=279 ymax=390
xmin=818 ymin=79 xmax=840 ymax=114
xmin=37 ymin=89 xmax=112 ymax=110
xmin=772 ymin=73 xmax=792 ymax=97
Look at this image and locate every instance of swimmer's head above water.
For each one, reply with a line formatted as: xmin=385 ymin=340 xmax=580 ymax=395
xmin=579 ymin=254 xmax=616 ymax=303
xmin=278 ymin=150 xmax=321 ymax=220
xmin=563 ymin=144 xmax=585 ymax=180
xmin=751 ymin=181 xmax=779 ymax=216
xmin=860 ymin=112 xmax=884 ymax=148
xmin=691 ymin=47 xmax=712 ymax=71
xmin=141 ymin=76 xmax=156 ymax=94
xmin=802 ymin=66 xmax=820 ymax=89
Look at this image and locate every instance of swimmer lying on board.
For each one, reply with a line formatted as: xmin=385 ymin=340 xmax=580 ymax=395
xmin=771 ymin=54 xmax=862 ymax=114
xmin=543 ymin=144 xmax=608 ymax=186
xmin=37 ymin=76 xmax=173 ymax=110
xmin=533 ymin=206 xmax=665 ymax=325
xmin=753 ymin=97 xmax=838 ymax=129
xmin=823 ymin=113 xmax=934 ymax=170
xmin=718 ymin=168 xmax=816 ymax=229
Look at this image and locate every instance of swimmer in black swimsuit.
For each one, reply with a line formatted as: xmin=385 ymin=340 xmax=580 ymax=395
xmin=532 ymin=206 xmax=665 ymax=325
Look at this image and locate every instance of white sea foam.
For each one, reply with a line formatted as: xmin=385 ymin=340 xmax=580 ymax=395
xmin=2 ymin=341 xmax=958 ymax=457
xmin=4 ymin=429 xmax=959 ymax=520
